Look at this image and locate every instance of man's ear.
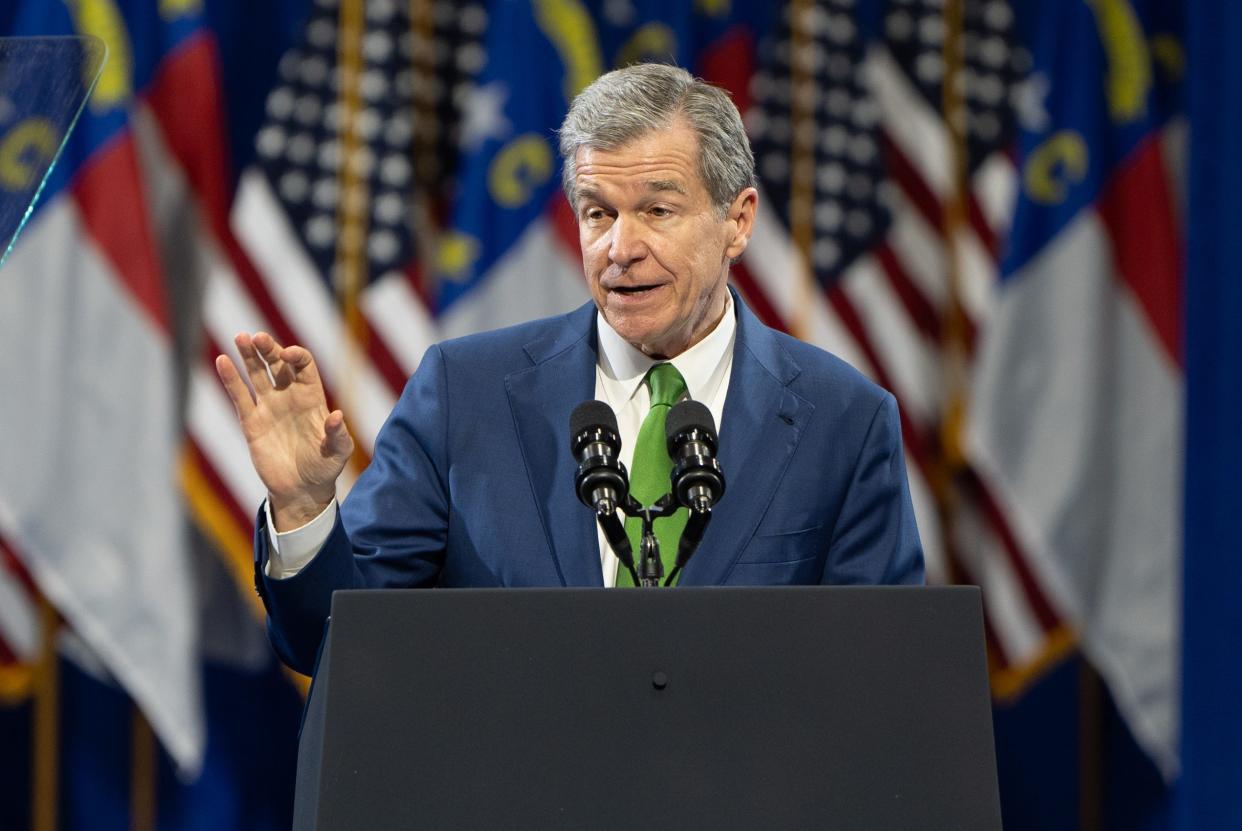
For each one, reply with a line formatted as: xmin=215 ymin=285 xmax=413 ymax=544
xmin=724 ymin=187 xmax=759 ymax=260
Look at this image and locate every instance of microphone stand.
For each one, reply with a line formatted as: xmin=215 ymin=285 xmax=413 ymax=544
xmin=621 ymin=494 xmax=679 ymax=587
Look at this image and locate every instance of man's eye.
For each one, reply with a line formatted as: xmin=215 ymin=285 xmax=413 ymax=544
xmin=585 ymin=208 xmax=606 ymax=221
xmin=650 ymin=206 xmax=672 ymax=218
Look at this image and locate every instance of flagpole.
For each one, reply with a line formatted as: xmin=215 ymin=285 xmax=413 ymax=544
xmin=130 ymin=706 xmax=156 ymax=831
xmin=30 ymin=597 xmax=58 ymax=831
xmin=787 ymin=0 xmax=816 ymax=342
xmin=332 ymin=0 xmax=372 ymax=481
xmin=408 ymin=0 xmax=440 ymax=302
xmin=936 ymin=0 xmax=970 ymax=587
xmin=335 ymin=0 xmax=369 ymax=344
xmin=1078 ymin=661 xmax=1104 ymax=829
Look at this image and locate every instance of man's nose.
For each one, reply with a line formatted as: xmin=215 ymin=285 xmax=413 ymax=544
xmin=608 ymin=215 xmax=648 ymax=267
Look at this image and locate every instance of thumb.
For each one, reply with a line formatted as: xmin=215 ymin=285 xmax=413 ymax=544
xmin=324 ymin=410 xmax=353 ymax=458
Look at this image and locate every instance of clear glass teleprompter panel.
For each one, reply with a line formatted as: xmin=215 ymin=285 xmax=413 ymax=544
xmin=0 ymin=36 xmax=106 ymax=269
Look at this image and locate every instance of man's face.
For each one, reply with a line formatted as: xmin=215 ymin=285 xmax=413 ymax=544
xmin=574 ymin=119 xmax=757 ymax=358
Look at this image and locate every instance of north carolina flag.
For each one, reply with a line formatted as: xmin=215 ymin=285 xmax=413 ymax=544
xmin=0 ymin=0 xmax=249 ymax=775
xmin=968 ymin=0 xmax=1184 ymax=777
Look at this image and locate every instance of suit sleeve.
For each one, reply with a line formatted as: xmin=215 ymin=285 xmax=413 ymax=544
xmin=821 ymin=393 xmax=925 ymax=585
xmin=254 ymin=345 xmax=453 ymax=673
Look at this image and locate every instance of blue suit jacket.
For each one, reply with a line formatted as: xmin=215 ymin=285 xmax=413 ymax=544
xmin=257 ymin=294 xmax=924 ymax=672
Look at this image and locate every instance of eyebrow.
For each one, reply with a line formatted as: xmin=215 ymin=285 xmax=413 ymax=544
xmin=576 ymin=185 xmax=604 ymax=205
xmin=646 ymin=179 xmax=687 ymax=196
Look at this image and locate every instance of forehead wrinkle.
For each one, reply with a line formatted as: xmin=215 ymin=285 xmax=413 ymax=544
xmin=575 ymin=165 xmax=695 ymax=198
xmin=575 ymin=143 xmax=698 ymax=175
xmin=576 ymin=158 xmax=692 ymax=178
xmin=574 ymin=131 xmax=704 ymax=203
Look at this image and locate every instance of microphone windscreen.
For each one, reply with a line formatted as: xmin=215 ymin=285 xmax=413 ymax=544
xmin=570 ymin=400 xmax=619 ymax=439
xmin=665 ymin=400 xmax=716 ymax=444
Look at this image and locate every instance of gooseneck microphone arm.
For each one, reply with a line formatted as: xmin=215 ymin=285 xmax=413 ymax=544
xmin=623 ymin=493 xmax=680 ymax=587
xmin=595 ymin=510 xmax=633 ymax=579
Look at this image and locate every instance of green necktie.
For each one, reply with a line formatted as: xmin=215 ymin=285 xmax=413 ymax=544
xmin=616 ymin=363 xmax=688 ymax=587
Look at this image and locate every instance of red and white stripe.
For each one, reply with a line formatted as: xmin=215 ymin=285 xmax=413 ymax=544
xmin=728 ymin=43 xmax=1066 ymax=683
xmin=0 ymin=535 xmax=38 ymax=666
xmin=137 ymin=31 xmax=589 ymax=620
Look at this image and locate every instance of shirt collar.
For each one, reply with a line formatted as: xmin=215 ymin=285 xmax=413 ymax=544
xmin=596 ymin=290 xmax=736 ymax=405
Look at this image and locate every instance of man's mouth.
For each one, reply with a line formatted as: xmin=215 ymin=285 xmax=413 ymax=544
xmin=610 ymin=283 xmax=663 ymax=295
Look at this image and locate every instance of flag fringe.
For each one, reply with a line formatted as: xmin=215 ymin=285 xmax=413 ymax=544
xmin=989 ymin=623 xmax=1077 ymax=701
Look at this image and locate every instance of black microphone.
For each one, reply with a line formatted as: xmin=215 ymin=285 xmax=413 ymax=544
xmin=665 ymin=400 xmax=725 ymax=514
xmin=571 ymin=401 xmax=628 ymax=513
xmin=570 ymin=401 xmax=635 ymax=573
xmin=665 ymin=401 xmax=725 ymax=579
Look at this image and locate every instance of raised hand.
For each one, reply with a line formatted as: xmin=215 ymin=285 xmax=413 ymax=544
xmin=215 ymin=332 xmax=354 ymax=532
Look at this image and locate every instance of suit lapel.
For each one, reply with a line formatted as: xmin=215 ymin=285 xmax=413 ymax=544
xmin=679 ymin=296 xmax=814 ymax=585
xmin=506 ymin=303 xmax=604 ymax=586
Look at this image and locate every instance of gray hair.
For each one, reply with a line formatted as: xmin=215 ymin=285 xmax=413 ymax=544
xmin=558 ymin=63 xmax=756 ymax=216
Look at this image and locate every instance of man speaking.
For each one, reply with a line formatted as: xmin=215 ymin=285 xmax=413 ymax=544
xmin=216 ymin=64 xmax=924 ymax=673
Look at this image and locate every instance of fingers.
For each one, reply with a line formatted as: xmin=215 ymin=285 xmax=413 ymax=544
xmin=214 ymin=353 xmax=256 ymax=420
xmin=280 ymin=344 xmax=322 ymax=384
xmin=250 ymin=332 xmax=297 ymax=389
xmin=235 ymin=332 xmax=276 ymax=393
xmin=250 ymin=333 xmax=323 ymax=389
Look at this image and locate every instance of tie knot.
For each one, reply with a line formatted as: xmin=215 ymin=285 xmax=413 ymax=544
xmin=646 ymin=363 xmax=687 ymax=408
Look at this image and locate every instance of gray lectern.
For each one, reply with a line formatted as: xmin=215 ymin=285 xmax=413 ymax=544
xmin=293 ymin=586 xmax=1001 ymax=829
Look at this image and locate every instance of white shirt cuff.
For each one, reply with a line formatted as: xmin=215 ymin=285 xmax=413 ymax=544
xmin=264 ymin=499 xmax=338 ymax=579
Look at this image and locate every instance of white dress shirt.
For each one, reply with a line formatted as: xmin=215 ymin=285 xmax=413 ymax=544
xmin=265 ymin=292 xmax=736 ymax=583
xmin=591 ymin=292 xmax=735 ymax=585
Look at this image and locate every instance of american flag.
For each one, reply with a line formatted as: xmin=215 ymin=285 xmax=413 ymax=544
xmin=183 ymin=0 xmax=593 ymax=611
xmin=182 ymin=0 xmax=493 ymax=604
xmin=739 ymin=0 xmax=1068 ymax=693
